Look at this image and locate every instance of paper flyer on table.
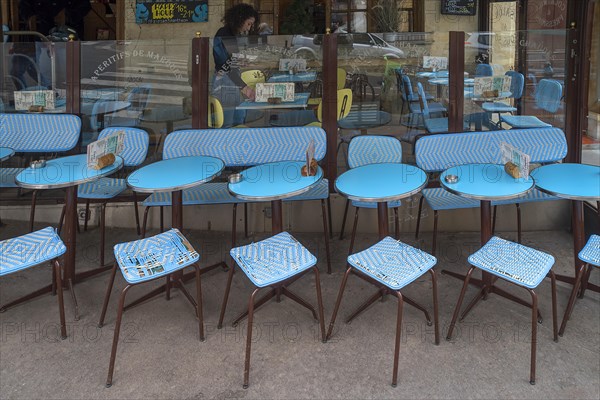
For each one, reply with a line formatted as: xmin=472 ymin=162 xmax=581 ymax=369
xmin=306 ymin=138 xmax=315 ymax=173
xmin=86 ymin=131 xmax=125 ymax=169
xmin=474 ymin=76 xmax=512 ymax=98
xmin=500 ymin=142 xmax=530 ymax=178
xmin=279 ymin=58 xmax=307 ymax=72
xmin=422 ymin=56 xmax=448 ymax=70
xmin=255 ymin=83 xmax=295 ymax=102
xmin=13 ymin=90 xmax=56 ymax=110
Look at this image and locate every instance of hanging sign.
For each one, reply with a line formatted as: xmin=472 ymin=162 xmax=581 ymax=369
xmin=135 ymin=1 xmax=208 ymax=24
xmin=441 ymin=0 xmax=477 ymax=16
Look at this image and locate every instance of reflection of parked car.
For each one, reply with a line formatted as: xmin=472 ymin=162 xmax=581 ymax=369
xmin=291 ymin=33 xmax=405 ymax=60
xmin=465 ymin=32 xmax=494 ymax=50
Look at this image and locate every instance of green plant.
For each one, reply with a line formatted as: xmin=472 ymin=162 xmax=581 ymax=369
xmin=280 ymin=0 xmax=315 ymax=34
xmin=371 ymin=0 xmax=401 ymax=33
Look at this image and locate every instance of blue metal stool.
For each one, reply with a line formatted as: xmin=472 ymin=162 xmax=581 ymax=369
xmin=446 ymin=236 xmax=558 ymax=385
xmin=327 ymin=236 xmax=439 ymax=387
xmin=98 ymin=228 xmax=203 ymax=387
xmin=559 ymin=234 xmax=599 ymax=336
xmin=218 ymin=232 xmax=326 ymax=388
xmin=0 ymin=227 xmax=68 ymax=339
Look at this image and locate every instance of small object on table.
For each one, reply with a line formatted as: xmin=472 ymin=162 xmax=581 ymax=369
xmin=504 ymin=162 xmax=520 ymax=178
xmin=228 ymin=173 xmax=242 ymax=184
xmin=301 ymin=158 xmax=318 ymax=177
xmin=444 ymin=174 xmax=458 ymax=184
xmin=30 ymin=160 xmax=47 ymax=169
xmin=28 ymin=105 xmax=45 ymax=112
xmin=267 ymin=97 xmax=282 ymax=104
xmin=483 ymin=89 xmax=499 ymax=98
xmin=92 ymin=153 xmax=116 ymax=170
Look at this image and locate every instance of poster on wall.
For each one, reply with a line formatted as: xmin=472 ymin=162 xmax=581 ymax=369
xmin=135 ymin=1 xmax=208 ymax=24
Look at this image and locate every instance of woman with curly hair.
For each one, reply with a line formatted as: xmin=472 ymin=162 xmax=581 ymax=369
xmin=212 ymin=3 xmax=259 ymax=126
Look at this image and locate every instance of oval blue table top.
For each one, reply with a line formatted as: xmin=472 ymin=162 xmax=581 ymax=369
xmin=440 ymin=163 xmax=534 ymax=201
xmin=127 ymin=156 xmax=224 ymax=193
xmin=16 ymin=154 xmax=123 ymax=190
xmin=532 ymin=163 xmax=600 ymax=201
xmin=0 ymin=147 xmax=15 ymax=162
xmin=268 ymin=71 xmax=318 ymax=83
xmin=335 ymin=163 xmax=427 ymax=202
xmin=229 ymin=161 xmax=322 ymax=201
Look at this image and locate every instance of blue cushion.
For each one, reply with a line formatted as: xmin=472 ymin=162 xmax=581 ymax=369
xmin=0 ymin=113 xmax=81 ymax=153
xmin=78 ymin=178 xmax=127 ymax=199
xmin=422 ymin=188 xmax=479 ymax=210
xmin=481 ymin=102 xmax=517 ymax=113
xmin=230 ymin=232 xmax=316 ymax=287
xmin=468 ymin=236 xmax=554 ymax=289
xmin=579 ymin=234 xmax=600 ymax=267
xmin=284 ymin=179 xmax=329 ymax=201
xmin=1 ymin=227 xmax=66 ymax=276
xmin=491 ymin=188 xmax=558 ymax=206
xmin=500 ymin=115 xmax=552 ymax=129
xmin=114 ymin=228 xmax=199 ymax=284
xmin=142 ymin=182 xmax=247 ymax=207
xmin=347 ymin=236 xmax=437 ymax=290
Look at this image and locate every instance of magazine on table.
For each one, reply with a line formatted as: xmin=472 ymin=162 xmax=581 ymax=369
xmin=87 ymin=131 xmax=125 ymax=169
xmin=500 ymin=142 xmax=530 ymax=178
xmin=255 ymin=83 xmax=295 ymax=102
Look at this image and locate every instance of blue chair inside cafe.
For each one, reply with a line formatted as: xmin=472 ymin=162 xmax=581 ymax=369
xmin=482 ymin=70 xmax=525 ymax=127
xmin=500 ymin=79 xmax=562 ymax=129
xmin=475 ymin=63 xmax=494 ymax=77
xmin=416 ymin=82 xmax=468 ymax=135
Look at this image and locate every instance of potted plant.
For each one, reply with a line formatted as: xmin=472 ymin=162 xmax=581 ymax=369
xmin=372 ymin=0 xmax=401 ymax=38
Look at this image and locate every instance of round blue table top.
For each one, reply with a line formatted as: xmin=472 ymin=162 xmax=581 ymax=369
xmin=16 ymin=154 xmax=123 ymax=190
xmin=127 ymin=156 xmax=224 ymax=193
xmin=428 ymin=78 xmax=475 ymax=86
xmin=532 ymin=163 xmax=600 ymax=201
xmin=0 ymin=147 xmax=15 ymax=162
xmin=335 ymin=163 xmax=427 ymax=202
xmin=440 ymin=163 xmax=534 ymax=201
xmin=229 ymin=161 xmax=322 ymax=201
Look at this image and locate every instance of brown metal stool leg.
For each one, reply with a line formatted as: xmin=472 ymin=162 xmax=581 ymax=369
xmin=394 ymin=207 xmax=399 ymax=239
xmin=549 ymin=271 xmax=558 ymax=342
xmin=29 ymin=190 xmax=38 ymax=233
xmin=141 ymin=206 xmax=150 ymax=239
xmin=326 ymin=266 xmax=352 ymax=340
xmin=132 ymin=191 xmax=140 ymax=236
xmin=527 ymin=288 xmax=538 ymax=385
xmin=349 ymin=208 xmax=360 ymax=255
xmin=98 ymin=264 xmax=118 ymax=328
xmin=559 ymin=264 xmax=586 ymax=336
xmin=100 ymin=202 xmax=107 ymax=266
xmin=516 ymin=203 xmax=522 ymax=244
xmin=106 ymin=285 xmax=132 ymax=388
xmin=339 ymin=199 xmax=350 ymax=240
xmin=218 ymin=264 xmax=236 ymax=329
xmin=321 ymin=200 xmax=332 ymax=274
xmin=67 ymin=278 xmax=80 ymax=321
xmin=58 ymin=205 xmax=66 ymax=235
xmin=84 ymin=199 xmax=91 ymax=232
xmin=578 ymin=264 xmax=594 ymax=299
xmin=429 ymin=269 xmax=440 ymax=345
xmin=446 ymin=266 xmax=476 ymax=340
xmin=243 ymin=288 xmax=262 ymax=389
xmin=313 ymin=266 xmax=326 ymax=342
xmin=193 ymin=264 xmax=205 ymax=341
xmin=54 ymin=260 xmax=67 ymax=340
xmin=432 ymin=211 xmax=439 ymax=255
xmin=327 ymin=197 xmax=333 ymax=239
xmin=391 ymin=292 xmax=404 ymax=387
xmin=415 ymin=196 xmax=424 ymax=239
xmin=244 ymin=203 xmax=249 ymax=238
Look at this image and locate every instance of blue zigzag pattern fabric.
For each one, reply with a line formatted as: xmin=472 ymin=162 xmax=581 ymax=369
xmin=114 ymin=228 xmax=199 ymax=284
xmin=351 ymin=199 xmax=402 ymax=208
xmin=415 ymin=128 xmax=567 ymax=172
xmin=78 ymin=178 xmax=127 ymax=199
xmin=347 ymin=236 xmax=436 ymax=290
xmin=422 ymin=188 xmax=480 ymax=210
xmin=230 ymin=232 xmax=316 ymax=287
xmin=347 ymin=135 xmax=403 ymax=168
xmin=284 ymin=179 xmax=329 ymax=201
xmin=0 ymin=113 xmax=81 ymax=152
xmin=468 ymin=236 xmax=554 ymax=289
xmin=0 ymin=227 xmax=66 ymax=276
xmin=98 ymin=127 xmax=149 ymax=166
xmin=143 ymin=182 xmax=246 ymax=206
xmin=579 ymin=234 xmax=600 ymax=267
xmin=0 ymin=168 xmax=23 ymax=188
xmin=163 ymin=127 xmax=326 ymax=165
xmin=491 ymin=188 xmax=557 ymax=206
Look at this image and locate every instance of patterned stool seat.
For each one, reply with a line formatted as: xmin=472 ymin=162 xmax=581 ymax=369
xmin=0 ymin=227 xmax=66 ymax=276
xmin=78 ymin=178 xmax=127 ymax=199
xmin=579 ymin=234 xmax=600 ymax=267
xmin=114 ymin=228 xmax=199 ymax=284
xmin=468 ymin=236 xmax=555 ymax=289
xmin=500 ymin=115 xmax=552 ymax=129
xmin=481 ymin=101 xmax=517 ymax=113
xmin=348 ymin=236 xmax=437 ymax=290
xmin=230 ymin=232 xmax=316 ymax=287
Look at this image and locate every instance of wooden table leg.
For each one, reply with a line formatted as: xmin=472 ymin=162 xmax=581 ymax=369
xmin=377 ymin=202 xmax=389 ymax=240
xmin=272 ymin=200 xmax=283 ymax=234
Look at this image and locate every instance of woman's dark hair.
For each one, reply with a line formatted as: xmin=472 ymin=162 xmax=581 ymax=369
xmin=222 ymin=3 xmax=259 ymax=33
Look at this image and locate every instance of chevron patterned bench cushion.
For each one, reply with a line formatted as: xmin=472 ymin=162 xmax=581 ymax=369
xmin=0 ymin=113 xmax=81 ymax=152
xmin=422 ymin=188 xmax=480 ymax=210
xmin=284 ymin=179 xmax=329 ymax=202
xmin=142 ymin=182 xmax=245 ymax=206
xmin=230 ymin=231 xmax=316 ymax=287
xmin=78 ymin=178 xmax=128 ymax=199
xmin=0 ymin=168 xmax=23 ymax=188
xmin=0 ymin=227 xmax=66 ymax=276
xmin=114 ymin=228 xmax=199 ymax=284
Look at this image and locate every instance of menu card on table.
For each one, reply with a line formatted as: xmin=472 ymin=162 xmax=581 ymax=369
xmin=14 ymin=90 xmax=56 ymax=111
xmin=255 ymin=83 xmax=295 ymax=102
xmin=302 ymin=138 xmax=317 ymax=177
xmin=423 ymin=56 xmax=448 ymax=70
xmin=473 ymin=76 xmax=512 ymax=98
xmin=87 ymin=131 xmax=124 ymax=170
xmin=279 ymin=58 xmax=307 ymax=72
xmin=500 ymin=142 xmax=530 ymax=179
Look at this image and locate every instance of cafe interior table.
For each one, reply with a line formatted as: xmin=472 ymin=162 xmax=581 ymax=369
xmin=236 ymin=93 xmax=310 ymax=111
xmin=227 ymin=160 xmax=323 ymax=324
xmin=0 ymin=147 xmax=15 ymax=162
xmin=11 ymin=154 xmax=124 ymax=316
xmin=124 ymin=155 xmax=224 ymax=309
xmin=334 ymin=162 xmax=433 ymax=323
xmin=267 ymin=71 xmax=318 ymax=84
xmin=440 ymin=163 xmax=537 ymax=320
xmin=532 ymin=163 xmax=600 ymax=296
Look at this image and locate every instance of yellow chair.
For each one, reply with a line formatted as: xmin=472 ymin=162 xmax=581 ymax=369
xmin=271 ymin=88 xmax=352 ymax=127
xmin=308 ymin=68 xmax=347 ymax=106
xmin=241 ymin=70 xmax=266 ymax=88
xmin=307 ymin=88 xmax=353 ymax=127
xmin=208 ymin=96 xmax=225 ymax=128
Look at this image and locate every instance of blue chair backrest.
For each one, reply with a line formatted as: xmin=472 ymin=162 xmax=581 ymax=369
xmin=347 ymin=135 xmax=403 ymax=168
xmin=415 ymin=127 xmax=567 ymax=172
xmin=434 ymin=70 xmax=449 ymax=78
xmin=0 ymin=113 xmax=81 ymax=152
xmin=535 ymin=79 xmax=562 ymax=113
xmin=505 ymin=70 xmax=524 ymax=100
xmin=163 ymin=127 xmax=327 ymax=167
xmin=528 ymin=73 xmax=538 ymax=97
xmin=127 ymin=84 xmax=152 ymax=111
xmin=416 ymin=82 xmax=431 ymax=119
xmin=98 ymin=127 xmax=149 ymax=167
xmin=90 ymin=100 xmax=112 ymax=131
xmin=475 ymin=63 xmax=494 ymax=77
